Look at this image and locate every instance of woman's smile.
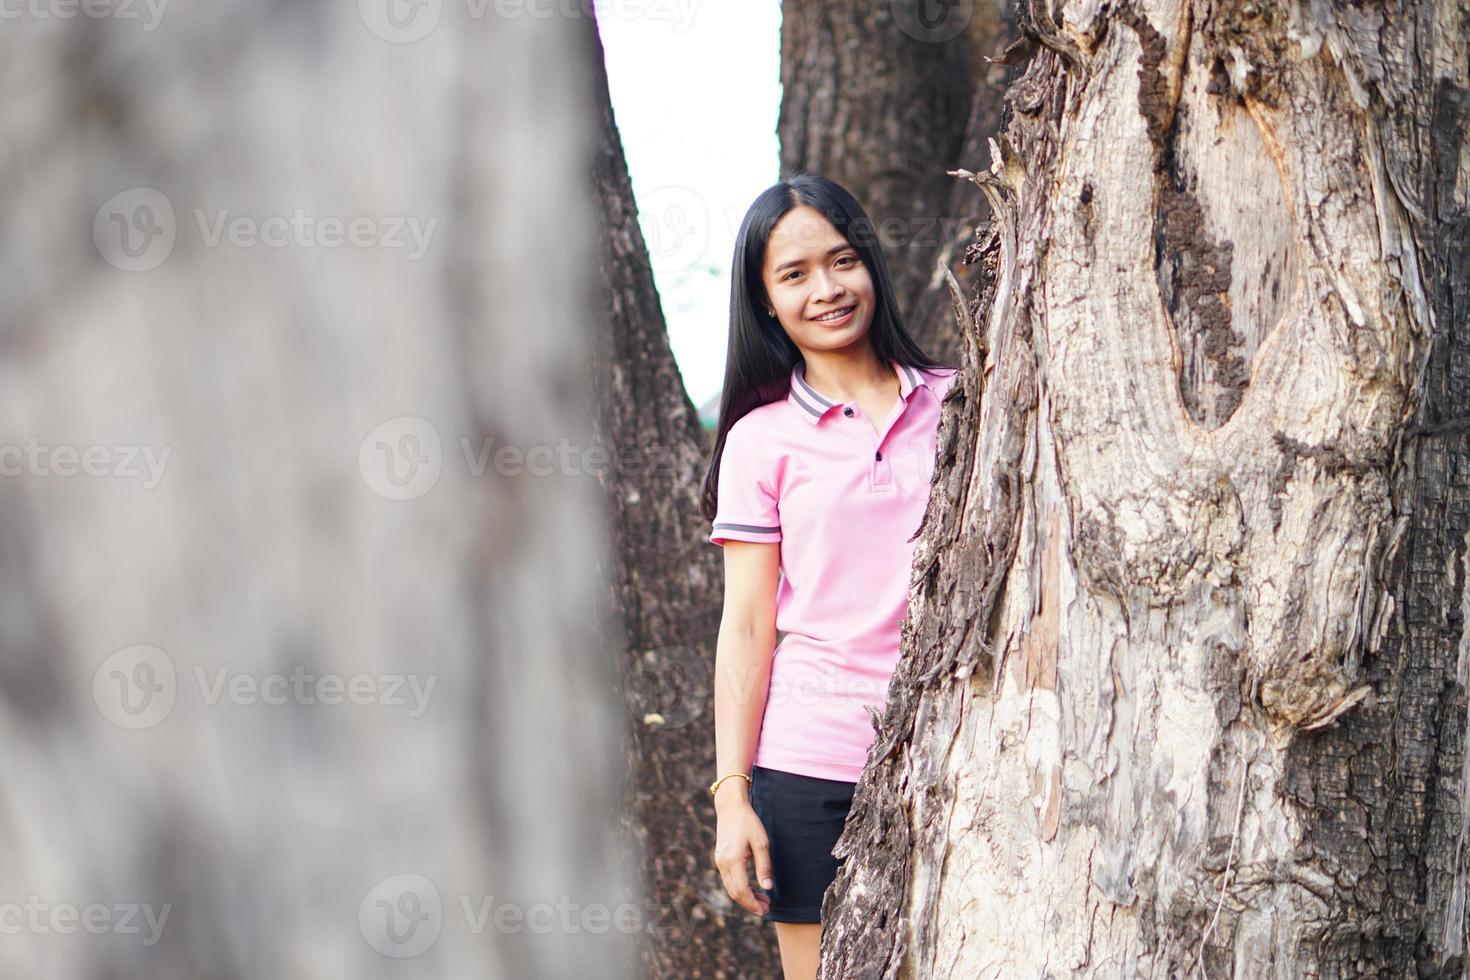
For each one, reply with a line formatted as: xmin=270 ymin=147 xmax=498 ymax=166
xmin=811 ymin=304 xmax=856 ymax=325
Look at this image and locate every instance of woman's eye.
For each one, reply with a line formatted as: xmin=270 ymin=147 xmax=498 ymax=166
xmin=836 ymin=255 xmax=854 ymax=266
xmin=783 ymin=271 xmax=801 ymax=281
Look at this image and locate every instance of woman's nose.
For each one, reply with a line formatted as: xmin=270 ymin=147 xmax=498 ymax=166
xmin=811 ymin=270 xmax=845 ymax=300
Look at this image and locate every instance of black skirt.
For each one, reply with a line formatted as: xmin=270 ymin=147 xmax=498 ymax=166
xmin=749 ymin=765 xmax=858 ymax=924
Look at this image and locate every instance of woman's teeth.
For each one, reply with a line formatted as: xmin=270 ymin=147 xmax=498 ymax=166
xmin=815 ymin=306 xmax=854 ymax=322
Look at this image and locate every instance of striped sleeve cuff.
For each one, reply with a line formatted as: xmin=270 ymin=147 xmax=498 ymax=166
xmin=709 ymin=521 xmax=782 ymax=546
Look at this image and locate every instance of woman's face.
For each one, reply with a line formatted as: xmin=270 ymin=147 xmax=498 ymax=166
xmin=760 ymin=205 xmax=876 ymax=354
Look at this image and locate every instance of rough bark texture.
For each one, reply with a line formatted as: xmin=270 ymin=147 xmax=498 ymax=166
xmin=820 ymin=0 xmax=1470 ymax=976
xmin=778 ymin=0 xmax=1014 ymax=354
xmin=0 ymin=5 xmax=631 ymax=979
xmin=586 ymin=15 xmax=785 ymax=980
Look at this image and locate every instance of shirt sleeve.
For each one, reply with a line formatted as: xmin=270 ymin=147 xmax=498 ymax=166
xmin=709 ymin=424 xmax=782 ymax=546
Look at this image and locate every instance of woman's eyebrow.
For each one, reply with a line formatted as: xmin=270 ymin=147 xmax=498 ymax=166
xmin=771 ymin=243 xmax=850 ymax=275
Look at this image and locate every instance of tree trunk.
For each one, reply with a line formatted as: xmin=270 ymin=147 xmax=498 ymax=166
xmin=586 ymin=14 xmax=785 ymax=980
xmin=778 ymin=0 xmax=1014 ymax=353
xmin=901 ymin=0 xmax=1022 ymax=363
xmin=0 ymin=6 xmax=632 ymax=979
xmin=821 ymin=1 xmax=1470 ymax=976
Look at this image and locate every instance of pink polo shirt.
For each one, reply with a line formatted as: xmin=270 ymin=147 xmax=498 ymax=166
xmin=709 ymin=359 xmax=958 ymax=782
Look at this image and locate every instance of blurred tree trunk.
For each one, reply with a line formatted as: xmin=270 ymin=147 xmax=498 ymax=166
xmin=0 ymin=5 xmax=631 ymax=980
xmin=822 ymin=0 xmax=1470 ymax=976
xmin=778 ymin=0 xmax=1016 ymax=356
xmin=901 ymin=0 xmax=1021 ymax=362
xmin=586 ymin=14 xmax=784 ymax=980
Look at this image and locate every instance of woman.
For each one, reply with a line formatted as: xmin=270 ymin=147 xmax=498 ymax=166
xmin=700 ymin=173 xmax=957 ymax=980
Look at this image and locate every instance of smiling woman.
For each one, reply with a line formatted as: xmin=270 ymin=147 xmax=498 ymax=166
xmin=700 ymin=173 xmax=955 ymax=980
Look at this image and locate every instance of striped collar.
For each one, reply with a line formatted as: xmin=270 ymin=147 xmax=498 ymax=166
xmin=787 ymin=359 xmax=927 ymax=425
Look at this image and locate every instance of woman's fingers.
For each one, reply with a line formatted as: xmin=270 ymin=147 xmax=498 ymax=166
xmin=726 ymin=854 xmax=760 ymax=914
xmin=715 ymin=841 xmax=769 ymax=916
xmin=751 ymin=835 xmax=774 ymax=891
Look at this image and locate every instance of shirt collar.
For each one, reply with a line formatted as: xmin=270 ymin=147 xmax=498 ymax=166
xmin=787 ymin=360 xmax=927 ymax=425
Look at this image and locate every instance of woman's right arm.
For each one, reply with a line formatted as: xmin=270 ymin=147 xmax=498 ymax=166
xmin=711 ymin=538 xmax=780 ymax=916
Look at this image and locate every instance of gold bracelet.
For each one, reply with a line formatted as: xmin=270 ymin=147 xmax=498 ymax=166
xmin=708 ymin=771 xmax=752 ymax=797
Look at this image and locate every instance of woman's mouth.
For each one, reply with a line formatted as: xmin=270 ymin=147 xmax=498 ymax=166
xmin=811 ymin=305 xmax=856 ymax=325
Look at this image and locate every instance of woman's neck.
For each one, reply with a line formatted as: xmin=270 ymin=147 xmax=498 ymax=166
xmin=799 ymin=349 xmax=897 ymax=404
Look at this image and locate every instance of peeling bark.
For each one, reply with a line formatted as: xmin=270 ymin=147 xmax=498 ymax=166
xmin=820 ymin=0 xmax=1470 ymax=976
xmin=585 ymin=14 xmax=784 ymax=980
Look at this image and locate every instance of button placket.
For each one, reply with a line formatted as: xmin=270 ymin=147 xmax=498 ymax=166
xmin=870 ymin=397 xmax=910 ymax=491
xmin=868 ymin=407 xmax=895 ymax=492
xmin=839 ymin=401 xmax=899 ymax=493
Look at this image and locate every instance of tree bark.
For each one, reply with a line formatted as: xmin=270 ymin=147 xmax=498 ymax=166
xmin=778 ymin=0 xmax=1015 ymax=353
xmin=0 ymin=6 xmax=632 ymax=979
xmin=586 ymin=13 xmax=785 ymax=980
xmin=820 ymin=0 xmax=1470 ymax=976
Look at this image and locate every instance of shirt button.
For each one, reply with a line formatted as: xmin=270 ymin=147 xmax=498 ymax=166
xmin=875 ymin=450 xmax=882 ymax=461
xmin=843 ymin=407 xmax=854 ymax=417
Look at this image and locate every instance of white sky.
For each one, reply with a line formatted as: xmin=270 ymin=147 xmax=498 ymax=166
xmin=597 ymin=0 xmax=782 ymax=409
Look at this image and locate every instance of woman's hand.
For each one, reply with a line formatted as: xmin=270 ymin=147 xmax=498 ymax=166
xmin=713 ymin=800 xmax=773 ymax=916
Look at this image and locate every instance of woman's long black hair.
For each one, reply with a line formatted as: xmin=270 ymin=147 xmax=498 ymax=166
xmin=699 ymin=172 xmax=951 ymax=523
